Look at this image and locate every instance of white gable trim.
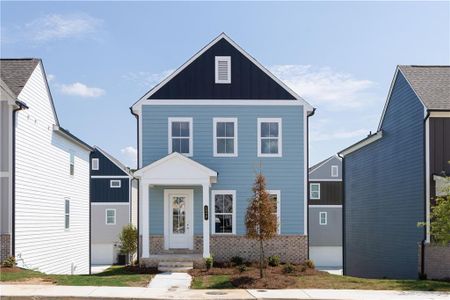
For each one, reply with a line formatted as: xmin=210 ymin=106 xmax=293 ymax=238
xmin=131 ymin=33 xmax=313 ymax=113
xmin=339 ymin=131 xmax=383 ymax=157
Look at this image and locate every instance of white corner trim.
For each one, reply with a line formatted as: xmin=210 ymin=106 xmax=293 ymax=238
xmin=211 ymin=190 xmax=236 ymax=235
xmin=213 ymin=117 xmax=238 ymax=157
xmin=257 ymin=118 xmax=282 ymax=157
xmin=339 ymin=131 xmax=383 ymax=157
xmin=168 ymin=117 xmax=193 ymax=157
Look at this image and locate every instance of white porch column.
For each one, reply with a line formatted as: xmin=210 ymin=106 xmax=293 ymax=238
xmin=202 ymin=183 xmax=210 ymax=258
xmin=141 ymin=181 xmax=150 ymax=258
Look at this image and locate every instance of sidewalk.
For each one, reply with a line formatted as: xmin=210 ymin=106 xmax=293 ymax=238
xmin=1 ymin=284 xmax=450 ymax=300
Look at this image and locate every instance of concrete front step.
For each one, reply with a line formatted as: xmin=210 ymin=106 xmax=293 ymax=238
xmin=158 ymin=261 xmax=193 ymax=272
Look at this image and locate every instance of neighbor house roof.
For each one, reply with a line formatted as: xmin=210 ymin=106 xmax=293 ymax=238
xmin=398 ymin=65 xmax=450 ymax=111
xmin=95 ymin=146 xmax=134 ymax=177
xmin=0 ymin=59 xmax=40 ymax=97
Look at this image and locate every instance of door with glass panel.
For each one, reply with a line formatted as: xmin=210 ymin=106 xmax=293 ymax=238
xmin=166 ymin=190 xmax=193 ymax=249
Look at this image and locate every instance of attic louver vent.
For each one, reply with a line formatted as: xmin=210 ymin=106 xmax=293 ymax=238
xmin=215 ymin=56 xmax=231 ymax=84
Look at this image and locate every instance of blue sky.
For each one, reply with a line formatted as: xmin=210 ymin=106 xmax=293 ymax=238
xmin=2 ymin=1 xmax=449 ymax=167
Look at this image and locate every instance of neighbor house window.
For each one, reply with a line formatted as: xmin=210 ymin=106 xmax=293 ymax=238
xmin=91 ymin=158 xmax=99 ymax=170
xmin=106 ymin=209 xmax=116 ymax=225
xmin=110 ymin=180 xmax=121 ymax=188
xmin=215 ymin=56 xmax=231 ymax=84
xmin=268 ymin=190 xmax=281 ymax=234
xmin=258 ymin=118 xmax=282 ymax=157
xmin=319 ymin=212 xmax=327 ymax=225
xmin=331 ymin=165 xmax=338 ymax=177
xmin=212 ymin=190 xmax=236 ymax=234
xmin=168 ymin=117 xmax=193 ymax=156
xmin=69 ymin=152 xmax=75 ymax=175
xmin=213 ymin=118 xmax=237 ymax=157
xmin=310 ymin=183 xmax=320 ymax=199
xmin=64 ymin=199 xmax=70 ymax=229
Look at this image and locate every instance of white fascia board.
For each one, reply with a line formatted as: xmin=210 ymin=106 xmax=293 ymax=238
xmin=339 ymin=131 xmax=383 ymax=157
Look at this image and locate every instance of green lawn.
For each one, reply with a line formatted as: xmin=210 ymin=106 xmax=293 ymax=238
xmin=191 ymin=272 xmax=450 ymax=291
xmin=0 ymin=266 xmax=154 ymax=287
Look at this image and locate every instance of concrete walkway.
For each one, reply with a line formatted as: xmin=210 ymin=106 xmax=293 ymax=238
xmin=1 ymin=284 xmax=450 ymax=299
xmin=147 ymin=272 xmax=192 ymax=290
xmin=90 ymin=264 xmax=112 ymax=274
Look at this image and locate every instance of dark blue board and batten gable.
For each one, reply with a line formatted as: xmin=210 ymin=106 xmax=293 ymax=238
xmin=90 ymin=147 xmax=133 ymax=203
xmin=146 ymin=34 xmax=297 ymax=100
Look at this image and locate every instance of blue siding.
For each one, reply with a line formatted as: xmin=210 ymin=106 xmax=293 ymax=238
xmin=143 ymin=105 xmax=306 ymax=235
xmin=344 ymin=72 xmax=425 ymax=279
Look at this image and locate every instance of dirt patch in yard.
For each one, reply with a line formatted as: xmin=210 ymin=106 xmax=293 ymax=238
xmin=2 ymin=277 xmax=55 ymax=285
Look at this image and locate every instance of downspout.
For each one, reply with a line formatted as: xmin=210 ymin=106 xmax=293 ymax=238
xmin=420 ymin=110 xmax=431 ymax=279
xmin=338 ymin=152 xmax=345 ymax=275
xmin=306 ymin=108 xmax=316 ymax=260
xmin=130 ymin=107 xmax=140 ymax=264
xmin=12 ymin=103 xmax=28 ymax=257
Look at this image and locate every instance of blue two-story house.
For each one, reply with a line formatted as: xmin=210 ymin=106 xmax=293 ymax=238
xmin=131 ymin=33 xmax=314 ymax=267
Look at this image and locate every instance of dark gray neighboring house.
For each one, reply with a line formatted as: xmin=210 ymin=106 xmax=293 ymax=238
xmin=308 ymin=155 xmax=342 ymax=267
xmin=90 ymin=147 xmax=137 ymax=265
xmin=339 ymin=65 xmax=450 ymax=279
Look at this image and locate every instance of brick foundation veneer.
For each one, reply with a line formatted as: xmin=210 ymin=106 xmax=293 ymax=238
xmin=1 ymin=234 xmax=11 ymax=262
xmin=149 ymin=235 xmax=203 ymax=254
xmin=210 ymin=235 xmax=308 ymax=264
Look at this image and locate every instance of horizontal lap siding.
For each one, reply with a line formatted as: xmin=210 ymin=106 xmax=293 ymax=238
xmin=14 ymin=64 xmax=89 ymax=275
xmin=344 ymin=72 xmax=425 ymax=279
xmin=143 ymin=105 xmax=305 ymax=235
xmin=91 ymin=204 xmax=130 ymax=243
xmin=309 ymin=207 xmax=342 ymax=246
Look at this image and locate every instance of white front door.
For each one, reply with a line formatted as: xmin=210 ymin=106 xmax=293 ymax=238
xmin=165 ymin=189 xmax=194 ymax=249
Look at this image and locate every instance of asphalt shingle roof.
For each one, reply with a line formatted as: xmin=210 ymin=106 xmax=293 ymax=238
xmin=0 ymin=58 xmax=40 ymax=97
xmin=399 ymin=65 xmax=450 ymax=110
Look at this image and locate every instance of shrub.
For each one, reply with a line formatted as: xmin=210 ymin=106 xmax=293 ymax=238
xmin=118 ymin=224 xmax=137 ymax=265
xmin=205 ymin=256 xmax=213 ymax=270
xmin=304 ymin=259 xmax=315 ymax=269
xmin=2 ymin=256 xmax=16 ymax=268
xmin=268 ymin=255 xmax=280 ymax=267
xmin=231 ymin=256 xmax=244 ymax=266
xmin=237 ymin=264 xmax=247 ymax=273
xmin=283 ymin=263 xmax=295 ymax=274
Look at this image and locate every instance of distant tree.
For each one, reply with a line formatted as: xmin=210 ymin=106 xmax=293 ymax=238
xmin=119 ymin=224 xmax=138 ymax=265
xmin=245 ymin=171 xmax=278 ymax=278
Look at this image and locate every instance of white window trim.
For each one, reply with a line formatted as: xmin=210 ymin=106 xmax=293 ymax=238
xmin=310 ymin=183 xmax=320 ymax=200
xmin=215 ymin=56 xmax=231 ymax=84
xmin=64 ymin=198 xmax=70 ymax=230
xmin=91 ymin=158 xmax=99 ymax=171
xmin=105 ymin=208 xmax=117 ymax=225
xmin=331 ymin=165 xmax=338 ymax=177
xmin=213 ymin=117 xmax=238 ymax=157
xmin=110 ymin=180 xmax=121 ymax=188
xmin=257 ymin=118 xmax=282 ymax=157
xmin=211 ymin=190 xmax=236 ymax=235
xmin=168 ymin=117 xmax=193 ymax=157
xmin=319 ymin=211 xmax=328 ymax=225
xmin=268 ymin=190 xmax=281 ymax=234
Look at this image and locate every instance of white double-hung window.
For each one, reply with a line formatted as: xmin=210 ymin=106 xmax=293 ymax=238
xmin=213 ymin=118 xmax=237 ymax=157
xmin=212 ymin=190 xmax=236 ymax=234
xmin=319 ymin=212 xmax=328 ymax=225
xmin=257 ymin=118 xmax=282 ymax=157
xmin=169 ymin=117 xmax=193 ymax=156
xmin=310 ymin=183 xmax=320 ymax=199
xmin=106 ymin=209 xmax=116 ymax=225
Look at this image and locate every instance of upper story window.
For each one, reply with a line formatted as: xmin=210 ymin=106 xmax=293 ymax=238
xmin=310 ymin=183 xmax=320 ymax=199
xmin=168 ymin=117 xmax=193 ymax=156
xmin=110 ymin=180 xmax=121 ymax=188
xmin=319 ymin=211 xmax=328 ymax=225
xmin=92 ymin=158 xmax=99 ymax=171
xmin=331 ymin=165 xmax=338 ymax=177
xmin=257 ymin=118 xmax=282 ymax=157
xmin=106 ymin=209 xmax=116 ymax=225
xmin=212 ymin=190 xmax=236 ymax=234
xmin=213 ymin=118 xmax=237 ymax=157
xmin=268 ymin=190 xmax=281 ymax=234
xmin=64 ymin=198 xmax=70 ymax=229
xmin=69 ymin=152 xmax=75 ymax=176
xmin=215 ymin=56 xmax=231 ymax=84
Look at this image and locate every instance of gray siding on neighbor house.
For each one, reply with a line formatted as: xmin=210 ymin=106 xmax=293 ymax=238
xmin=91 ymin=204 xmax=130 ymax=244
xmin=309 ymin=207 xmax=342 ymax=246
xmin=309 ymin=156 xmax=342 ymax=180
xmin=344 ymin=72 xmax=425 ymax=279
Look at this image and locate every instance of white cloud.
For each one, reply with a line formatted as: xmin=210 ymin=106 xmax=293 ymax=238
xmin=60 ymin=82 xmax=105 ymax=98
xmin=46 ymin=74 xmax=55 ymax=82
xmin=311 ymin=128 xmax=370 ymax=142
xmin=123 ymin=69 xmax=174 ymax=89
xmin=25 ymin=13 xmax=102 ymax=42
xmin=121 ymin=146 xmax=137 ymax=169
xmin=270 ymin=65 xmax=377 ymax=110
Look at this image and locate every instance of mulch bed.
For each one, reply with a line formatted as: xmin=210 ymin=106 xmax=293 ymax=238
xmin=189 ymin=263 xmax=324 ymax=289
xmin=0 ymin=267 xmax=22 ymax=273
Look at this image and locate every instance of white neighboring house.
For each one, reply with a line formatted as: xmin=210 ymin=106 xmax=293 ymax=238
xmin=0 ymin=59 xmax=92 ymax=274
